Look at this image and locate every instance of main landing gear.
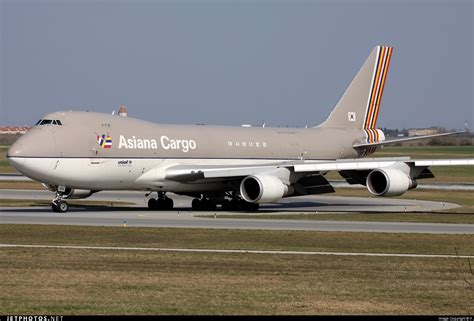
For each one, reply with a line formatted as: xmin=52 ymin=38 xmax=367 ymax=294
xmin=191 ymin=197 xmax=217 ymax=211
xmin=147 ymin=192 xmax=174 ymax=210
xmin=52 ymin=188 xmax=69 ymax=213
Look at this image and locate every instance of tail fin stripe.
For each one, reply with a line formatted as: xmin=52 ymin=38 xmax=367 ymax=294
xmin=364 ymin=47 xmax=383 ymax=129
xmin=368 ymin=47 xmax=388 ymax=128
xmin=364 ymin=46 xmax=393 ymax=129
xmin=373 ymin=127 xmax=379 ymax=142
xmin=364 ymin=128 xmax=380 ymax=144
xmin=371 ymin=47 xmax=393 ymax=128
xmin=365 ymin=128 xmax=372 ymax=143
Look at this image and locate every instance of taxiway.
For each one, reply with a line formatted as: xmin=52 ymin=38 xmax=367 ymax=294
xmin=0 ymin=189 xmax=472 ymax=234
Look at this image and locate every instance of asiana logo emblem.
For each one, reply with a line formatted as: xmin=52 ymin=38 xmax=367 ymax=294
xmin=97 ymin=134 xmax=112 ymax=149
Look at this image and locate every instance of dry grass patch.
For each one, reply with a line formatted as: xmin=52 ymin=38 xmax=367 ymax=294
xmin=0 ymin=225 xmax=472 ymax=256
xmin=0 ymin=181 xmax=43 ymax=190
xmin=1 ymin=248 xmax=473 ymax=314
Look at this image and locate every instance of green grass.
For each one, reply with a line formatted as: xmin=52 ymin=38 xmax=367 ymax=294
xmin=0 ymin=145 xmax=16 ymax=173
xmin=0 ymin=225 xmax=472 ymax=255
xmin=0 ymin=180 xmax=44 ymax=189
xmin=0 ymin=225 xmax=473 ymax=314
xmin=375 ymin=145 xmax=474 ymax=158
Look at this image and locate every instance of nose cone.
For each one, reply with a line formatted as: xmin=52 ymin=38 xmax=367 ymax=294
xmin=7 ymin=128 xmax=57 ymax=178
xmin=7 ymin=140 xmax=26 ymax=168
xmin=8 ymin=128 xmax=56 ymax=157
xmin=8 ymin=140 xmax=25 ymax=157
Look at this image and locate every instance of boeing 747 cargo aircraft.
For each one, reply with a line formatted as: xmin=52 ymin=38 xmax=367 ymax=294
xmin=7 ymin=46 xmax=473 ymax=212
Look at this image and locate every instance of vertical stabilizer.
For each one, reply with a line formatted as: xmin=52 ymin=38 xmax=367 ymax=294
xmin=320 ymin=46 xmax=393 ymax=135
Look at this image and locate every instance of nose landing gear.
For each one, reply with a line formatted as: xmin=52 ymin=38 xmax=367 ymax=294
xmin=52 ymin=188 xmax=69 ymax=213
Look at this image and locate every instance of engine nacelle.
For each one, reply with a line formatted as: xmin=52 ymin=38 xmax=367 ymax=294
xmin=366 ymin=167 xmax=417 ymax=197
xmin=64 ymin=188 xmax=95 ymax=199
xmin=240 ymin=174 xmax=288 ymax=203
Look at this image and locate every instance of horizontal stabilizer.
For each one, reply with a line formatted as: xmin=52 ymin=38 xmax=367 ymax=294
xmin=353 ymin=131 xmax=466 ymax=148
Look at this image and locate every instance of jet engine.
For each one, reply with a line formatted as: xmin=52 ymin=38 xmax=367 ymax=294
xmin=366 ymin=167 xmax=417 ymax=197
xmin=240 ymin=174 xmax=289 ymax=203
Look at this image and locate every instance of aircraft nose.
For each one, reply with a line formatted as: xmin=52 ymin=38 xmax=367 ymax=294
xmin=7 ymin=128 xmax=57 ymax=175
xmin=7 ymin=141 xmax=26 ymax=168
xmin=8 ymin=140 xmax=25 ymax=157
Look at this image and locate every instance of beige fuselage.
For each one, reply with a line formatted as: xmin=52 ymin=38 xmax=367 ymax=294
xmin=8 ymin=111 xmax=367 ymax=191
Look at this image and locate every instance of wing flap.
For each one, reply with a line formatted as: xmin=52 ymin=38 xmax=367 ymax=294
xmin=165 ymin=164 xmax=286 ymax=182
xmin=413 ymin=159 xmax=474 ymax=166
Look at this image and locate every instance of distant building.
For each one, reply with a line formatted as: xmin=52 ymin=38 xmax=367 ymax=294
xmin=0 ymin=126 xmax=30 ymax=134
xmin=118 ymin=105 xmax=128 ymax=117
xmin=408 ymin=127 xmax=440 ymax=137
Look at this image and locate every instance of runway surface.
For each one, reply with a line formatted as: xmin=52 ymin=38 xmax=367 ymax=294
xmin=1 ymin=206 xmax=473 ymax=234
xmin=1 ymin=189 xmax=473 ymax=234
xmin=0 ymin=189 xmax=461 ymax=212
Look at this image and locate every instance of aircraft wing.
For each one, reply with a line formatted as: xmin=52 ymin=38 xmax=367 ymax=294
xmin=163 ymin=157 xmax=474 ymax=182
xmin=293 ymin=158 xmax=474 ymax=172
xmin=164 ymin=161 xmax=302 ymax=182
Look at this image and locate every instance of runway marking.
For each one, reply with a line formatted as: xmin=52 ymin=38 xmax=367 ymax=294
xmin=1 ymin=244 xmax=473 ymax=259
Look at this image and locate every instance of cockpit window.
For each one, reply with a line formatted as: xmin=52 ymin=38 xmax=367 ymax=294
xmin=35 ymin=119 xmax=63 ymax=126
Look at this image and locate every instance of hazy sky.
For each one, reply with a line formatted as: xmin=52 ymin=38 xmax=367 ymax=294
xmin=1 ymin=0 xmax=473 ymax=130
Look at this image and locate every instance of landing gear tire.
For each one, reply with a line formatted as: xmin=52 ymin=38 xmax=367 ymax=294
xmin=148 ymin=194 xmax=174 ymax=210
xmin=51 ymin=187 xmax=69 ymax=213
xmin=52 ymin=200 xmax=69 ymax=213
xmin=192 ymin=198 xmax=201 ymax=211
xmin=191 ymin=198 xmax=217 ymax=211
xmin=148 ymin=198 xmax=157 ymax=209
xmin=164 ymin=198 xmax=174 ymax=210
